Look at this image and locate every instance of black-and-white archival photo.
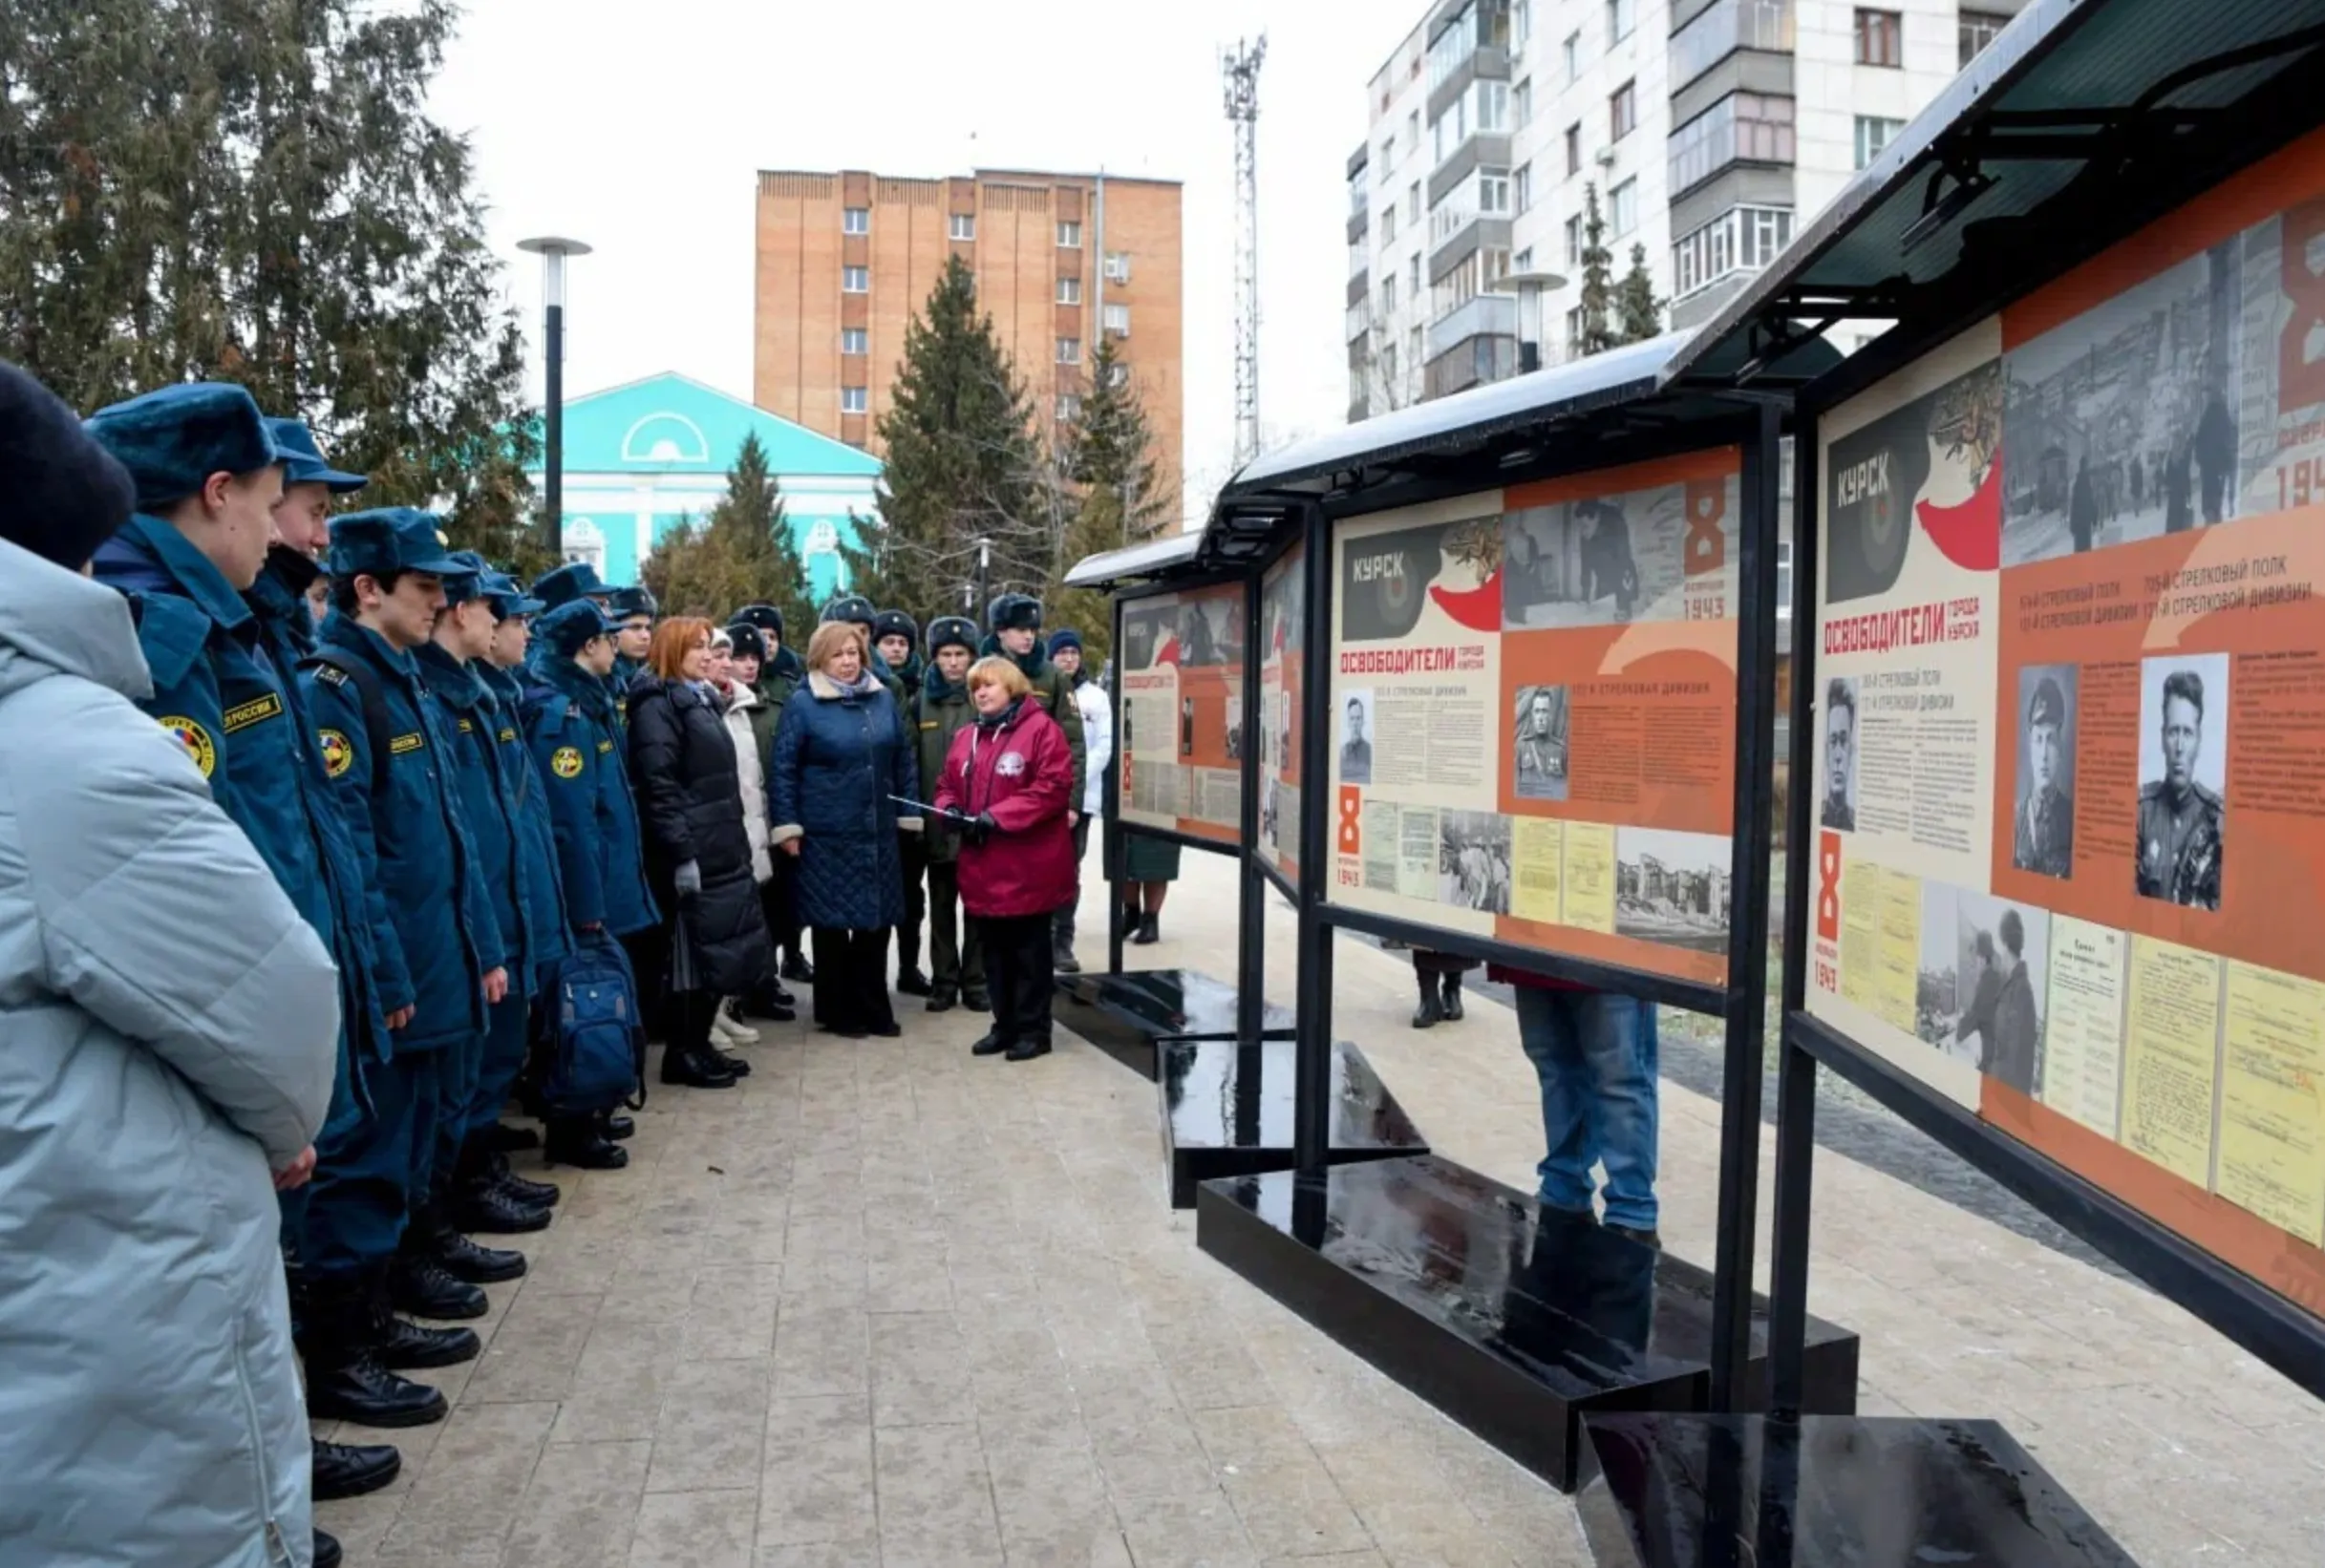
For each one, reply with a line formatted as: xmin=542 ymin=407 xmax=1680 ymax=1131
xmin=1613 ymin=828 xmax=1732 ymax=952
xmin=2001 ymin=238 xmax=2244 ymax=564
xmin=1339 ymin=689 xmax=1375 ymax=786
xmin=1438 ymin=810 xmax=1512 ymax=914
xmin=1511 ymin=685 xmax=1570 ymax=801
xmin=1918 ymin=887 xmax=2049 ymax=1094
xmin=2013 ymin=663 xmax=2079 ymax=879
xmin=1821 ymin=676 xmax=1859 ymax=833
xmin=2136 ymin=651 xmax=2228 ymax=911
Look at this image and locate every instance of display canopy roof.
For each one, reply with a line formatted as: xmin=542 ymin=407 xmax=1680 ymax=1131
xmin=1665 ymin=0 xmax=2325 ymax=391
xmin=1062 ymin=530 xmax=1205 ymax=591
xmin=1202 ymin=328 xmax=1837 ymax=569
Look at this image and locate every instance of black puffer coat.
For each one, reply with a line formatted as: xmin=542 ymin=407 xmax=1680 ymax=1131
xmin=626 ymin=673 xmax=770 ymax=995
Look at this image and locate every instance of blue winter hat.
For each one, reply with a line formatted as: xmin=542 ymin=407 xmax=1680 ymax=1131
xmin=265 ymin=417 xmax=366 ymax=493
xmin=533 ymin=561 xmax=612 ymax=609
xmin=442 ymin=549 xmax=494 ymax=605
xmin=1047 ymin=628 xmax=1083 ymax=657
xmin=821 ymin=594 xmax=876 ymax=631
xmin=482 ymin=570 xmax=545 ymax=621
xmin=327 ymin=508 xmax=471 ymax=582
xmin=85 ymin=382 xmax=283 ymax=511
xmin=608 ymin=583 xmax=659 ymax=620
xmin=538 ymin=598 xmax=620 ymax=658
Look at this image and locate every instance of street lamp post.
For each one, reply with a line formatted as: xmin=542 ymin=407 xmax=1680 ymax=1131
xmin=1493 ymin=269 xmax=1569 ymax=373
xmin=518 ymin=236 xmax=593 ymax=561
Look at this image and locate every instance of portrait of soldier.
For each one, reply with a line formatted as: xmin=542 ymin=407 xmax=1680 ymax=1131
xmin=2014 ymin=673 xmax=2074 ymax=879
xmin=2136 ymin=667 xmax=2223 ymax=910
xmin=1822 ymin=678 xmax=1857 ymax=833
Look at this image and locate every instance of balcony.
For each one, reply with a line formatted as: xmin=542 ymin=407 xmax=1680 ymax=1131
xmin=1426 ymin=291 xmax=1517 ymax=362
xmin=1425 ymin=330 xmax=1520 ymax=400
xmin=1348 ymin=299 xmax=1375 ymax=346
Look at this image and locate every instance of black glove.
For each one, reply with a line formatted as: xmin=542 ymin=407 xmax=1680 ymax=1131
xmin=963 ymin=812 xmax=997 ymax=847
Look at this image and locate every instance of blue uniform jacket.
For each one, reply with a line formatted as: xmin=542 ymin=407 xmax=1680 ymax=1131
xmin=520 ymin=654 xmax=659 ymax=939
xmin=480 ymin=662 xmax=574 ymax=978
xmin=92 ymin=520 xmax=392 ymax=1095
xmin=301 ymin=613 xmax=503 ymax=1053
xmin=415 ymin=643 xmax=538 ymax=991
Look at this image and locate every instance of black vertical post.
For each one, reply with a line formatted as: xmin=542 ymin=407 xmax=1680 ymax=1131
xmin=1708 ymin=406 xmax=1783 ymax=1413
xmin=1292 ymin=504 xmax=1335 ymax=1176
xmin=544 ymin=302 xmax=565 ymax=561
xmin=1106 ymin=589 xmax=1128 ymax=976
xmin=1237 ymin=573 xmax=1267 ymax=1049
xmin=1768 ymin=425 xmax=1824 ymax=1416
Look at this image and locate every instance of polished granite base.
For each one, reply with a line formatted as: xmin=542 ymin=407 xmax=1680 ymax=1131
xmin=1576 ymin=1414 xmax=2138 ymax=1568
xmin=1195 ymin=1155 xmax=1860 ymax=1492
xmin=1055 ymin=968 xmax=1294 ymax=1079
xmin=1158 ymin=1038 xmax=1427 ymax=1208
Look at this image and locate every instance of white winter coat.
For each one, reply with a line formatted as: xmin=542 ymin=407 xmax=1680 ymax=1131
xmin=0 ymin=539 xmax=341 ymax=1567
xmin=1075 ymin=677 xmax=1113 ymax=817
xmin=724 ymin=681 xmax=775 ymax=882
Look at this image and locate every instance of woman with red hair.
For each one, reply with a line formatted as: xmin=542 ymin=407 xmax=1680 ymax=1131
xmin=627 ymin=616 xmax=771 ymax=1088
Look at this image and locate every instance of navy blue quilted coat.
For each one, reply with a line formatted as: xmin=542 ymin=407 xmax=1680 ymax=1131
xmin=769 ymin=669 xmax=919 ymax=932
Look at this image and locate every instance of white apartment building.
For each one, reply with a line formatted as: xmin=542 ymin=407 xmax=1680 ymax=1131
xmin=1347 ymin=0 xmax=2030 ymax=418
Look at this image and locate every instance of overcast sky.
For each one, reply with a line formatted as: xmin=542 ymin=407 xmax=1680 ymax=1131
xmin=429 ymin=0 xmax=1426 ymax=529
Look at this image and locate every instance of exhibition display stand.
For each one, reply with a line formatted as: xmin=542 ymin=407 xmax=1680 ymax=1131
xmin=1170 ymin=325 xmax=1861 ymax=1494
xmin=1060 ymin=535 xmax=1423 ymax=1198
xmin=1583 ymin=1 xmax=2325 ymax=1561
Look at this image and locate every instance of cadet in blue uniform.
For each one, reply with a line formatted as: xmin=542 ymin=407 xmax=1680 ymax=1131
xmin=302 ymin=511 xmax=511 ymax=1333
xmin=521 ymin=599 xmax=660 ymax=1170
xmin=86 ymin=392 xmax=418 ymax=1547
xmin=416 ymin=552 xmax=563 ymax=1260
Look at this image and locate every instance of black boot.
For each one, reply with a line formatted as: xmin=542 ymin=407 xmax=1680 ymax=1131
xmin=1131 ymin=912 xmax=1161 ymax=945
xmin=1054 ymin=930 xmax=1081 ymax=974
xmin=437 ymin=1228 xmax=527 ymax=1284
xmin=457 ymin=1181 xmax=553 ymax=1235
xmin=300 ymin=1270 xmax=447 ymax=1428
xmin=373 ymin=1309 xmax=481 ymax=1369
xmin=1411 ymin=971 xmax=1445 ymax=1029
xmin=484 ymin=1149 xmax=561 ymax=1210
xmin=315 ymin=1529 xmax=344 ymax=1568
xmin=389 ymin=1240 xmax=488 ymax=1321
xmin=740 ymin=977 xmax=796 ymax=1018
xmin=962 ymin=985 xmax=992 ymax=1012
xmin=661 ymin=1045 xmax=738 ymax=1090
xmin=545 ymin=1116 xmax=629 ymax=1169
xmin=971 ymin=1029 xmax=1010 ymax=1057
xmin=311 ymin=1435 xmax=401 ymax=1501
xmin=926 ymin=985 xmax=957 ymax=1013
xmin=1440 ymin=971 xmax=1465 ymax=1021
xmin=1005 ymin=1036 xmax=1053 ymax=1062
xmin=707 ymin=1040 xmax=754 ymax=1077
xmin=780 ymin=949 xmax=815 ymax=984
xmin=602 ymin=1112 xmax=636 ymax=1141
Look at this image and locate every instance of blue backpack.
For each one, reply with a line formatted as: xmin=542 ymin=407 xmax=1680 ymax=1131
xmin=535 ymin=933 xmax=644 ymax=1115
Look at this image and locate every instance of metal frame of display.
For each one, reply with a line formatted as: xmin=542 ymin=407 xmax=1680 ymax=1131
xmin=1205 ymin=327 xmax=1838 ymax=1409
xmin=1658 ymin=0 xmax=2325 ymax=1408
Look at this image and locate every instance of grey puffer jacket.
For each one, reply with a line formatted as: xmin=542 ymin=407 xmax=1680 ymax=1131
xmin=0 ymin=537 xmax=340 ymax=1567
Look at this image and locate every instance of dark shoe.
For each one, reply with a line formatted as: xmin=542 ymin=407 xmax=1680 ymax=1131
xmin=454 ymin=1182 xmax=552 ymax=1235
xmin=1055 ymin=944 xmax=1082 ymax=974
xmin=661 ymin=1047 xmax=738 ymax=1089
xmin=971 ymin=1031 xmax=1010 ymax=1057
xmin=1130 ymin=912 xmax=1160 ymax=944
xmin=483 ymin=1122 xmax=541 ymax=1153
xmin=437 ymin=1230 xmax=527 ymax=1284
xmin=602 ymin=1113 xmax=636 ymax=1141
xmin=311 ymin=1436 xmax=401 ymax=1501
xmin=315 ymin=1529 xmax=344 ymax=1568
xmin=740 ymin=979 xmax=796 ymax=1018
xmin=870 ymin=1022 xmax=903 ymax=1038
xmin=1005 ymin=1037 xmax=1053 ymax=1062
xmin=544 ymin=1124 xmax=629 ymax=1169
xmin=896 ymin=965 xmax=933 ymax=997
xmin=707 ymin=1045 xmax=753 ymax=1077
xmin=492 ymin=1167 xmax=561 ymax=1210
xmin=780 ymin=951 xmax=816 ymax=984
xmin=926 ymin=985 xmax=957 ymax=1013
xmin=1440 ymin=973 xmax=1465 ymax=1021
xmin=1411 ymin=975 xmax=1444 ymax=1029
xmin=389 ymin=1256 xmax=488 ymax=1321
xmin=962 ymin=986 xmax=992 ymax=1012
xmin=1605 ymin=1222 xmax=1663 ymax=1250
xmin=305 ymin=1350 xmax=447 ymax=1428
xmin=375 ymin=1314 xmax=481 ymax=1369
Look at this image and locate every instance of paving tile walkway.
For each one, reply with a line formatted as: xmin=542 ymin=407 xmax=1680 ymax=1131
xmin=322 ymin=852 xmax=2324 ymax=1567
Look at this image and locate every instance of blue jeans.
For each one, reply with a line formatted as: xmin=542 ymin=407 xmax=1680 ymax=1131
xmin=1513 ymin=988 xmax=1660 ymax=1231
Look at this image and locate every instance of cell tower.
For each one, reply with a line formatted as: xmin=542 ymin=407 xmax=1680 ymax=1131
xmin=1222 ymin=34 xmax=1267 ymax=470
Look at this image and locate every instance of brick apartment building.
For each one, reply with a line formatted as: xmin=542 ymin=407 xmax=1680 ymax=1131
xmin=753 ymin=167 xmax=1184 ymax=523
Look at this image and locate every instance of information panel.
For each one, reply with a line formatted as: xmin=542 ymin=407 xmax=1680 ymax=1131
xmin=1804 ymin=130 xmax=2325 ymax=1315
xmin=1116 ymin=580 xmax=1246 ymax=847
xmin=1259 ymin=541 xmax=1307 ymax=879
xmin=1325 ymin=450 xmax=1743 ymax=985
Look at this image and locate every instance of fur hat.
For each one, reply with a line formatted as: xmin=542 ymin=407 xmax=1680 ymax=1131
xmin=925 ymin=616 xmax=978 ymax=657
xmin=725 ymin=622 xmax=769 ymax=664
xmin=533 ymin=561 xmax=610 ymax=609
xmin=538 ymin=599 xmax=620 ymax=659
xmin=987 ymin=592 xmax=1043 ymax=633
xmin=266 ymin=417 xmax=366 ymax=493
xmin=0 ymin=360 xmax=137 ymax=571
xmin=732 ymin=603 xmax=785 ymax=640
xmin=85 ymin=382 xmax=281 ymax=511
xmin=327 ymin=508 xmax=469 ymax=583
xmin=821 ymin=594 xmax=876 ymax=631
xmin=608 ymin=584 xmax=659 ymax=620
xmin=872 ymin=609 xmax=920 ymax=647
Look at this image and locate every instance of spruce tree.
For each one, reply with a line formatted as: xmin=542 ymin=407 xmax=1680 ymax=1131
xmin=1575 ymin=184 xmax=1619 ymax=358
xmin=1065 ymin=336 xmax=1167 ymax=542
xmin=1616 ymin=243 xmax=1664 ymax=344
xmin=639 ymin=433 xmax=814 ymax=625
xmin=0 ymin=0 xmax=542 ymax=572
xmin=874 ymin=254 xmax=1050 ymax=617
